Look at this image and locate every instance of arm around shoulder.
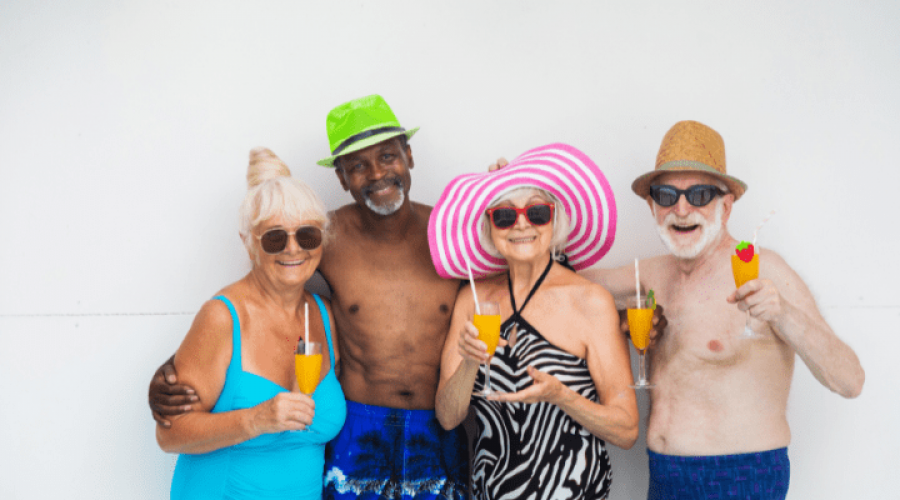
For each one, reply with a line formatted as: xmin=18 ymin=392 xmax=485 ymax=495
xmin=155 ymin=299 xmax=254 ymax=453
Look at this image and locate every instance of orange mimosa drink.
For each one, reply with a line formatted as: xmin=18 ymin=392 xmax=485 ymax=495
xmin=731 ymin=254 xmax=759 ymax=288
xmin=294 ymin=353 xmax=322 ymax=395
xmin=627 ymin=308 xmax=654 ymax=351
xmin=294 ymin=341 xmax=322 ymax=395
xmin=473 ymin=314 xmax=502 ymax=355
xmin=732 ymin=241 xmax=759 ymax=288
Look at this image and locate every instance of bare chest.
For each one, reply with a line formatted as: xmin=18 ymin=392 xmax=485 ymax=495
xmin=319 ymin=234 xmax=459 ymax=352
xmin=653 ymin=271 xmax=761 ymax=365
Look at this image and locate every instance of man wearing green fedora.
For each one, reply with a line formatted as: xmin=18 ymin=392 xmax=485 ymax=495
xmin=580 ymin=120 xmax=864 ymax=499
xmin=315 ymin=95 xmax=468 ymax=500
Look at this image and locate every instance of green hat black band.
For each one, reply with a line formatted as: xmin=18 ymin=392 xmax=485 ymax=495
xmin=333 ymin=126 xmax=406 ymax=155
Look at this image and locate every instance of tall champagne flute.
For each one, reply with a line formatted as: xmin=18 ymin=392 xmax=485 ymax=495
xmin=472 ymin=301 xmax=501 ymax=396
xmin=294 ymin=340 xmax=322 ymax=432
xmin=731 ymin=252 xmax=762 ymax=339
xmin=625 ymin=295 xmax=655 ymax=389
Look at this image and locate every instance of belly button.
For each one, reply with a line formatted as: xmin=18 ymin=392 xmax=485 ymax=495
xmin=708 ymin=340 xmax=724 ymax=352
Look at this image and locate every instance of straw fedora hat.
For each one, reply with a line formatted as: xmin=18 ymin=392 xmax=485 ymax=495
xmin=428 ymin=143 xmax=617 ymax=280
xmin=317 ymin=94 xmax=419 ymax=168
xmin=631 ymin=120 xmax=748 ymax=200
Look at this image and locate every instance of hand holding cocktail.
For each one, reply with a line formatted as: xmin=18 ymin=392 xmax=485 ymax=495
xmin=624 ymin=293 xmax=655 ymax=389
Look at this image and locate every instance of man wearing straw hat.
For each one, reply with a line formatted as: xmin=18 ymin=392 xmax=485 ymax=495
xmin=149 ymin=95 xmax=469 ymax=500
xmin=582 ymin=120 xmax=865 ymax=499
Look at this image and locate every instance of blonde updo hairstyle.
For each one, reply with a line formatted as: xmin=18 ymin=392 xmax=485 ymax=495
xmin=239 ymin=147 xmax=329 ymax=263
xmin=479 ymin=187 xmax=571 ymax=262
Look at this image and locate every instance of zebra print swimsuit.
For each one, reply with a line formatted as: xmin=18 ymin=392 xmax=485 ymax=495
xmin=471 ymin=259 xmax=612 ymax=500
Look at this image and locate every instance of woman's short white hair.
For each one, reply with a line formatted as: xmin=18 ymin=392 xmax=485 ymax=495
xmin=238 ymin=147 xmax=329 ymax=262
xmin=478 ymin=187 xmax=571 ymax=261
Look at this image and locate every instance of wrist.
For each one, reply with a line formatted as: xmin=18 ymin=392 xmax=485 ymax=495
xmin=242 ymin=408 xmax=261 ymax=439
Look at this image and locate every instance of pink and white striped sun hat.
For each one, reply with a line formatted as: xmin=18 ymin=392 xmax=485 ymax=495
xmin=428 ymin=143 xmax=617 ymax=280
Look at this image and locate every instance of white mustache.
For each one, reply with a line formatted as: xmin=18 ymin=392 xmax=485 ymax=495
xmin=663 ymin=211 xmax=707 ymax=229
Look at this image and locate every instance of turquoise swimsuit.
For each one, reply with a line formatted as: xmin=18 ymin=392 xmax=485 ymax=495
xmin=170 ymin=294 xmax=346 ymax=500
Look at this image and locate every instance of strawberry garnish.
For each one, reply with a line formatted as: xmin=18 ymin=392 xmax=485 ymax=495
xmin=735 ymin=241 xmax=755 ymax=263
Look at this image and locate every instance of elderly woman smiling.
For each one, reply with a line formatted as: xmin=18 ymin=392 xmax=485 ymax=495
xmin=431 ymin=144 xmax=638 ymax=500
xmin=156 ymin=148 xmax=346 ymax=500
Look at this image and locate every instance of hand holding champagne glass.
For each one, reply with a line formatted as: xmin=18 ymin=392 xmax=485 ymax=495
xmin=473 ymin=301 xmax=501 ymax=396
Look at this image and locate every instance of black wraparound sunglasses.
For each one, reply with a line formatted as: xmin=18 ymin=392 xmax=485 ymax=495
xmin=256 ymin=226 xmax=323 ymax=254
xmin=649 ymin=185 xmax=724 ymax=207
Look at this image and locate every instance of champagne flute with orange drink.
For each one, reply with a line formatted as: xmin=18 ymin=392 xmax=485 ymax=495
xmin=294 ymin=340 xmax=322 ymax=395
xmin=473 ymin=301 xmax=502 ymax=396
xmin=294 ymin=339 xmax=322 ymax=432
xmin=625 ymin=294 xmax=655 ymax=389
xmin=732 ymin=241 xmax=762 ymax=339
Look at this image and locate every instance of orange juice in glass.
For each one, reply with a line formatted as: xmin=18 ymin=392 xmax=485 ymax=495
xmin=626 ymin=295 xmax=654 ymax=389
xmin=732 ymin=241 xmax=762 ymax=338
xmin=473 ymin=301 xmax=501 ymax=396
xmin=294 ymin=341 xmax=322 ymax=395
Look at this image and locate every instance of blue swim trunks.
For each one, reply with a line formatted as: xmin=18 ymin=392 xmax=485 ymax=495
xmin=324 ymin=401 xmax=469 ymax=500
xmin=648 ymin=448 xmax=790 ymax=500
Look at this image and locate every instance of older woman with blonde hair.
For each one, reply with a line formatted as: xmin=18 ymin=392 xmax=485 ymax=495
xmin=431 ymin=144 xmax=638 ymax=500
xmin=156 ymin=148 xmax=346 ymax=500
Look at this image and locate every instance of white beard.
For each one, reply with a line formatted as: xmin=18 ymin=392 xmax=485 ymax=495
xmin=654 ymin=198 xmax=724 ymax=259
xmin=364 ymin=189 xmax=405 ymax=216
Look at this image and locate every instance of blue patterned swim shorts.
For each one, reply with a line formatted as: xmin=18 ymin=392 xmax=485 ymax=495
xmin=324 ymin=401 xmax=468 ymax=500
xmin=648 ymin=448 xmax=790 ymax=500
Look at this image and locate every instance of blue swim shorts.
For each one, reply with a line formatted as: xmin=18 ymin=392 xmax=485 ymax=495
xmin=648 ymin=448 xmax=790 ymax=500
xmin=324 ymin=401 xmax=469 ymax=500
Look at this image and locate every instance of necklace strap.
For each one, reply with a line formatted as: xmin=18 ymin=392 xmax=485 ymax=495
xmin=508 ymin=257 xmax=554 ymax=319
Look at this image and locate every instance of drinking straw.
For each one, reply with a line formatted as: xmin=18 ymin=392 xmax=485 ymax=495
xmin=635 ymin=258 xmax=640 ymax=308
xmin=304 ymin=301 xmax=309 ymax=355
xmin=752 ymin=210 xmax=776 ymax=247
xmin=465 ymin=257 xmax=481 ymax=315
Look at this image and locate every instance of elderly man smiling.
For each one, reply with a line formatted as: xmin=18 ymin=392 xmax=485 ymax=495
xmin=583 ymin=120 xmax=865 ymax=500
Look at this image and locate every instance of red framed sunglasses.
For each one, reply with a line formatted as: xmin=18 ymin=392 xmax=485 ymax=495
xmin=485 ymin=203 xmax=555 ymax=229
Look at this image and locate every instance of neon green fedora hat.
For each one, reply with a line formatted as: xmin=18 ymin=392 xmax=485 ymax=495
xmin=317 ymin=94 xmax=419 ymax=168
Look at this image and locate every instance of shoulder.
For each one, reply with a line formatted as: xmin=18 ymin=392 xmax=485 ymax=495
xmin=758 ymin=246 xmax=809 ymax=290
xmin=175 ymin=296 xmax=235 ymax=371
xmin=310 ymin=293 xmax=334 ymax=321
xmin=640 ymin=253 xmax=676 ymax=276
xmin=412 ymin=201 xmax=434 ymax=216
xmin=553 ymin=267 xmax=616 ymax=315
xmin=327 ymin=205 xmax=359 ymax=229
xmin=189 ymin=297 xmax=235 ymax=339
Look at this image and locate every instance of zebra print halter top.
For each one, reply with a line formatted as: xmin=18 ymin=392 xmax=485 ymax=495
xmin=471 ymin=259 xmax=612 ymax=500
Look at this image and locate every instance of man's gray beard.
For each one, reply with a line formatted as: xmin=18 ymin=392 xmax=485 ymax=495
xmin=654 ymin=198 xmax=724 ymax=259
xmin=364 ymin=190 xmax=405 ymax=216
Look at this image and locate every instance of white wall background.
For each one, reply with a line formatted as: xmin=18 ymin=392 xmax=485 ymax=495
xmin=1 ymin=1 xmax=896 ymax=498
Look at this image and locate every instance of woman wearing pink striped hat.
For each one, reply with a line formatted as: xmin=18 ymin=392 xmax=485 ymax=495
xmin=432 ymin=143 xmax=638 ymax=500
